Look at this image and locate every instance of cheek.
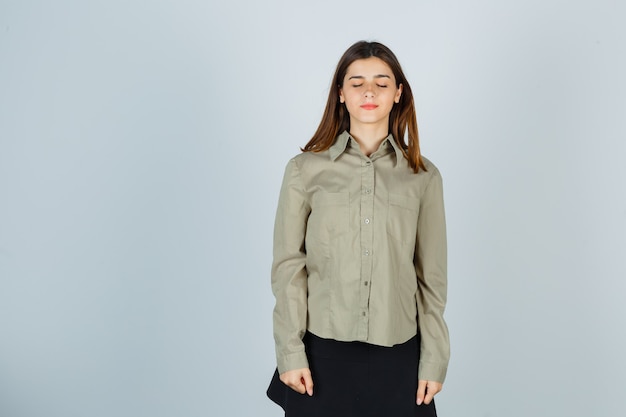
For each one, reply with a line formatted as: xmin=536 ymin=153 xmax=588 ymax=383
xmin=386 ymin=90 xmax=401 ymax=104
xmin=344 ymin=93 xmax=361 ymax=107
xmin=345 ymin=102 xmax=359 ymax=113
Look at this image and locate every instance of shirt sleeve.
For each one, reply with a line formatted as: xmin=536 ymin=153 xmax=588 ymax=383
xmin=414 ymin=167 xmax=450 ymax=383
xmin=271 ymin=158 xmax=311 ymax=374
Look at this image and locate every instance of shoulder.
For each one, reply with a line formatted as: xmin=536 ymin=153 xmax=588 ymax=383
xmin=420 ymin=156 xmax=443 ymax=180
xmin=417 ymin=156 xmax=446 ymax=199
xmin=288 ymin=150 xmax=331 ymax=170
xmin=396 ymin=156 xmax=443 ymax=196
xmin=396 ymin=155 xmax=442 ymax=182
xmin=279 ymin=151 xmax=330 ymax=185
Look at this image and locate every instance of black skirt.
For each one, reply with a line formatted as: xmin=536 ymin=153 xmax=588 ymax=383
xmin=267 ymin=332 xmax=437 ymax=417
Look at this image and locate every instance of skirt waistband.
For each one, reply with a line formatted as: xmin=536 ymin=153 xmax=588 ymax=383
xmin=305 ymin=331 xmax=419 ymax=363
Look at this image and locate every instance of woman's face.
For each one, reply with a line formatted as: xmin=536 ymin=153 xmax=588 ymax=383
xmin=339 ymin=57 xmax=402 ymax=130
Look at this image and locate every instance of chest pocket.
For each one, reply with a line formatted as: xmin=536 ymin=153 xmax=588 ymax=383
xmin=387 ymin=192 xmax=420 ymax=246
xmin=307 ymin=192 xmax=350 ymax=242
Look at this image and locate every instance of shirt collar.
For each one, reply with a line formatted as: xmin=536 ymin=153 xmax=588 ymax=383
xmin=329 ymin=131 xmax=351 ymax=161
xmin=329 ymin=130 xmax=404 ymax=166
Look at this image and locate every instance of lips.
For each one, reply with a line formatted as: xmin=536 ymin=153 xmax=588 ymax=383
xmin=360 ymin=104 xmax=378 ymax=110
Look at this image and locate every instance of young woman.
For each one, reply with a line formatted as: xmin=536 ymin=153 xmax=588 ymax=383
xmin=267 ymin=41 xmax=450 ymax=417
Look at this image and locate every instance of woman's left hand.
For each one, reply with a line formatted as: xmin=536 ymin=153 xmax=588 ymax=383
xmin=416 ymin=380 xmax=442 ymax=405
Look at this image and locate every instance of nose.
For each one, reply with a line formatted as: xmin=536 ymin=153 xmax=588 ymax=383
xmin=364 ymin=85 xmax=375 ymax=98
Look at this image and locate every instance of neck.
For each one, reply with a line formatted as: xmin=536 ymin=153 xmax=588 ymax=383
xmin=349 ymin=123 xmax=389 ymax=157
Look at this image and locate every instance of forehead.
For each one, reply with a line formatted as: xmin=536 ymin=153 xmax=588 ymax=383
xmin=344 ymin=57 xmax=395 ymax=80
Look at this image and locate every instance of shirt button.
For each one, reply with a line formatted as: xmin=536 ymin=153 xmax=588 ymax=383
xmin=364 ymin=281 xmax=369 ymax=286
xmin=364 ymin=218 xmax=370 ymax=224
xmin=363 ymin=250 xmax=370 ymax=256
xmin=365 ymin=189 xmax=372 ymax=194
xmin=362 ymin=311 xmax=367 ymax=316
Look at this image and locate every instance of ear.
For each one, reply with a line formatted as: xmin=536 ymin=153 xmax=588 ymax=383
xmin=339 ymin=86 xmax=345 ymax=103
xmin=395 ymin=83 xmax=403 ymax=103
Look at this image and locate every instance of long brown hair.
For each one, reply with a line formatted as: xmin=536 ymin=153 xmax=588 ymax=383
xmin=303 ymin=41 xmax=426 ymax=173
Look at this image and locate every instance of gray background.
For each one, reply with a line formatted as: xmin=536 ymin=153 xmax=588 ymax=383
xmin=1 ymin=0 xmax=625 ymax=416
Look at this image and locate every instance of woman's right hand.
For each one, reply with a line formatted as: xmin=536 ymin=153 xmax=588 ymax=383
xmin=279 ymin=368 xmax=314 ymax=396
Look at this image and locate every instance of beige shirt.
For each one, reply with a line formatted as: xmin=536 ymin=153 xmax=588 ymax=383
xmin=271 ymin=131 xmax=450 ymax=382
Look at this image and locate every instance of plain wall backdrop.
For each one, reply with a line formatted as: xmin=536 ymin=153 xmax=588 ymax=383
xmin=1 ymin=1 xmax=625 ymax=416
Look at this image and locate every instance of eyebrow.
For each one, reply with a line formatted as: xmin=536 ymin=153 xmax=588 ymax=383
xmin=348 ymin=74 xmax=391 ymax=80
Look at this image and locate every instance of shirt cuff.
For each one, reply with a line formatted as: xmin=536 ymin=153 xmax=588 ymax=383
xmin=418 ymin=360 xmax=448 ymax=383
xmin=277 ymin=350 xmax=310 ymax=374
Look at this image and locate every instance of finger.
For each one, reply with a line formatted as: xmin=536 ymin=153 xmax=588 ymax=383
xmin=290 ymin=377 xmax=306 ymax=394
xmin=423 ymin=382 xmax=442 ymax=405
xmin=423 ymin=386 xmax=435 ymax=405
xmin=281 ymin=373 xmax=305 ymax=394
xmin=416 ymin=380 xmax=427 ymax=405
xmin=302 ymin=369 xmax=314 ymax=396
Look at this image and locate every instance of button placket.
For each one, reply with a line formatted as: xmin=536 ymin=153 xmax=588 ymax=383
xmin=358 ymin=157 xmax=375 ymax=339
